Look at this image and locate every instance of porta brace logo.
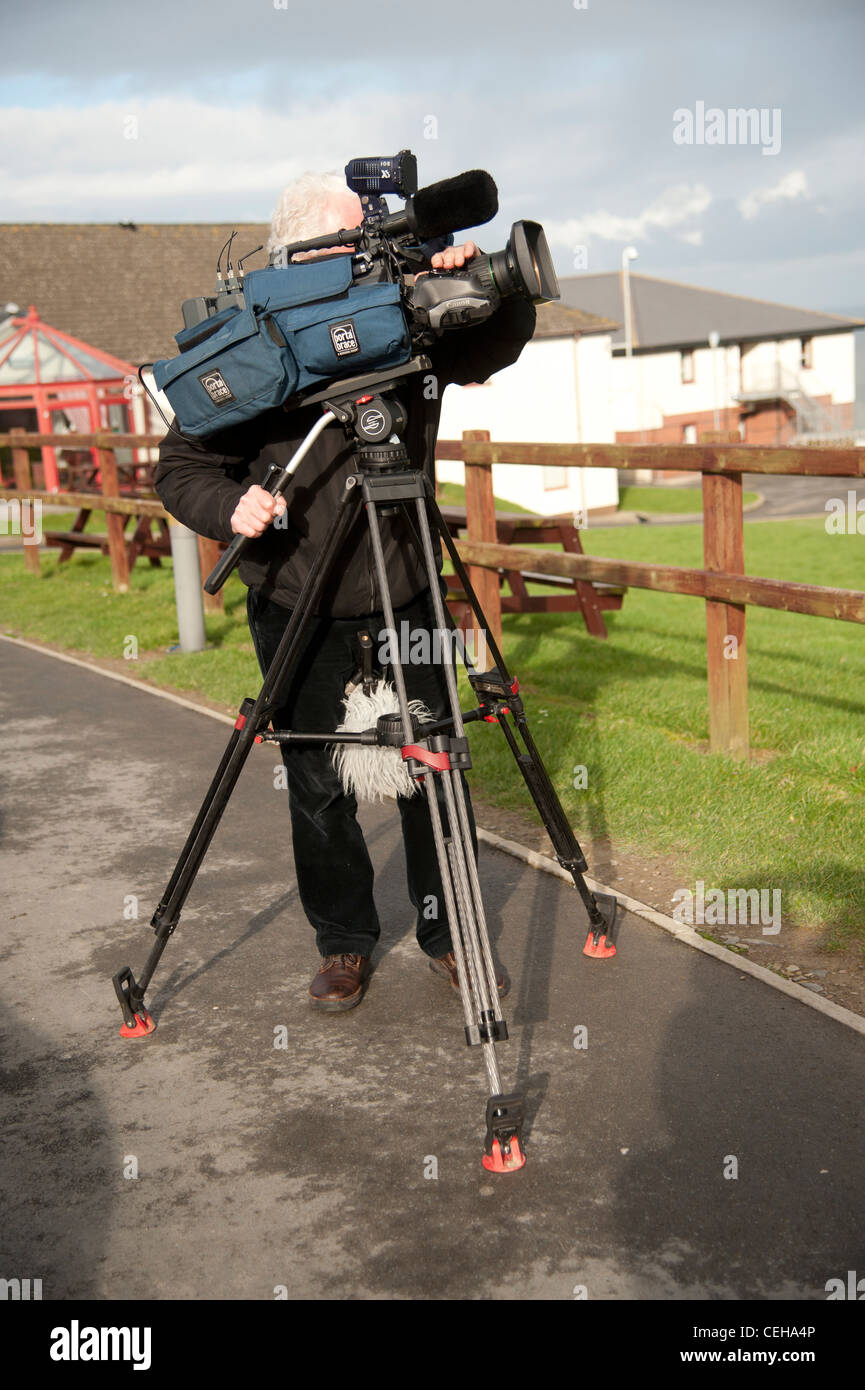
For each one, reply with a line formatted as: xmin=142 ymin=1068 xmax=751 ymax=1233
xmin=198 ymin=368 xmax=235 ymax=404
xmin=329 ymin=319 xmax=360 ymax=357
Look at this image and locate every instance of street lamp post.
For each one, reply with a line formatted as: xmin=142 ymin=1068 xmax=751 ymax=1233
xmin=621 ymin=245 xmax=643 ymax=460
xmin=709 ymin=329 xmax=720 ymax=431
xmin=622 ymin=246 xmax=638 ymax=361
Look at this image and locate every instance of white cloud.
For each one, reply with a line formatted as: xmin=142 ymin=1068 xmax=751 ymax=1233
xmin=737 ymin=168 xmax=809 ymax=221
xmin=0 ymin=96 xmax=418 ymax=219
xmin=543 ymin=182 xmax=712 ymax=248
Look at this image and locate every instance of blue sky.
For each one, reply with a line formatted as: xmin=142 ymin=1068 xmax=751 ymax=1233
xmin=2 ymin=0 xmax=864 ymax=315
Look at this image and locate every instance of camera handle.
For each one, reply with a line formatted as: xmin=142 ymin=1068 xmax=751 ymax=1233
xmin=203 ymin=411 xmax=336 ymax=594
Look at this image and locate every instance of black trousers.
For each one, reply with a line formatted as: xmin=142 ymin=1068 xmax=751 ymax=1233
xmin=247 ymin=583 xmax=478 ymax=959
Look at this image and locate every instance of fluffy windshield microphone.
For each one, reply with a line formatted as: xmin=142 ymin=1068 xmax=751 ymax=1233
xmin=382 ymin=170 xmax=499 ymax=241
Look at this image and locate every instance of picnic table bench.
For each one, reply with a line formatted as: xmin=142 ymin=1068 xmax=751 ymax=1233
xmin=43 ymin=507 xmax=171 ymax=568
xmin=439 ymin=507 xmax=626 ymax=639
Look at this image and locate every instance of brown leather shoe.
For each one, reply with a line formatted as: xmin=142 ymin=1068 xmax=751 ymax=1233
xmin=308 ymin=954 xmax=370 ymax=1011
xmin=429 ymin=950 xmax=510 ymax=998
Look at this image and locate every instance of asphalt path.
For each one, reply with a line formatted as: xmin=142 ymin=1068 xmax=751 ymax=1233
xmin=1 ymin=642 xmax=863 ymax=1300
xmin=740 ymin=471 xmax=859 ymax=521
xmin=600 ymin=471 xmax=855 ymax=527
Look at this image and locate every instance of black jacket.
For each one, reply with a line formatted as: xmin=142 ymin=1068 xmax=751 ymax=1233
xmin=154 ymin=296 xmax=536 ymax=618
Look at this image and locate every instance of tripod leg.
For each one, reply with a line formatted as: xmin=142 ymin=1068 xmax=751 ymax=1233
xmin=365 ymin=491 xmax=525 ymax=1172
xmin=411 ymin=498 xmax=509 ymax=1021
xmin=417 ymin=484 xmax=618 ymax=958
xmin=112 ymin=476 xmax=365 ymax=1035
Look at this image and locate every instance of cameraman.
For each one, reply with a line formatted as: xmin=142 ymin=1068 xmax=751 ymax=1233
xmin=154 ymin=172 xmax=536 ymax=1011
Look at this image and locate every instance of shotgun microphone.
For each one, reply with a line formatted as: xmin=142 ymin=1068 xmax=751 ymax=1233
xmin=381 ymin=170 xmax=499 ymax=241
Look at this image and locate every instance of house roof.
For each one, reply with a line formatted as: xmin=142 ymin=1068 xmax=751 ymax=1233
xmin=0 ymin=223 xmax=613 ymax=367
xmin=557 ymin=271 xmax=865 ymax=354
xmin=0 ymin=224 xmax=273 ymax=366
xmin=533 ymin=301 xmax=618 ymax=339
xmin=0 ymin=306 xmax=135 ymax=389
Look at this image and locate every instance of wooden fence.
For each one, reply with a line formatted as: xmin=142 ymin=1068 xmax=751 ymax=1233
xmin=3 ymin=427 xmax=863 ymax=759
xmin=0 ymin=429 xmax=223 ymax=611
xmin=435 ymin=432 xmax=865 ymax=760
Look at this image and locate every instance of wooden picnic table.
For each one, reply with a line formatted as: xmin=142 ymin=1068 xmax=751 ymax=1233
xmin=439 ymin=506 xmax=626 ymax=640
xmin=43 ymin=506 xmax=171 ymax=568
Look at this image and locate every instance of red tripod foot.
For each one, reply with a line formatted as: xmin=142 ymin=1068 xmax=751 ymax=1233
xmin=583 ymin=892 xmax=619 ymax=958
xmin=113 ymin=965 xmax=156 ymax=1037
xmin=583 ymin=930 xmax=616 ymax=959
xmin=482 ymin=1093 xmax=525 ymax=1174
xmin=119 ymin=1010 xmax=155 ymax=1038
xmin=482 ymin=1136 xmax=526 ymax=1173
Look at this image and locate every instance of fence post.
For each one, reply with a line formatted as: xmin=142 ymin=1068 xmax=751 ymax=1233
xmin=463 ymin=430 xmax=502 ymax=666
xmin=703 ymin=471 xmax=749 ymax=758
xmin=197 ymin=537 xmax=225 ymax=614
xmin=10 ymin=427 xmax=41 ymax=575
xmin=98 ymin=447 xmax=130 ymax=594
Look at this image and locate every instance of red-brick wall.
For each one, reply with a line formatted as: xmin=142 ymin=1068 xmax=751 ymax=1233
xmin=615 ymin=397 xmax=852 ymax=452
xmin=616 ymin=405 xmax=742 ymax=445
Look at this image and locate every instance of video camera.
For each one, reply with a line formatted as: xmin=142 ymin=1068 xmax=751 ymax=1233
xmin=150 ymin=151 xmax=560 ymax=439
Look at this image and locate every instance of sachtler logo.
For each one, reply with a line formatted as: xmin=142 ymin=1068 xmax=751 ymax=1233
xmin=330 ymin=319 xmax=360 ymax=357
xmin=359 ymin=407 xmax=386 ymax=437
xmin=199 ymin=369 xmax=235 ymax=404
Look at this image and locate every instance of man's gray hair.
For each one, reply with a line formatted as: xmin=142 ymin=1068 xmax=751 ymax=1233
xmin=267 ymin=172 xmax=354 ymax=255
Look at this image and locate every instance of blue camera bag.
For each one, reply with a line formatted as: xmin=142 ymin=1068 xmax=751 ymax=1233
xmin=152 ymin=304 xmax=295 ymax=438
xmin=153 ymin=256 xmax=411 ymax=438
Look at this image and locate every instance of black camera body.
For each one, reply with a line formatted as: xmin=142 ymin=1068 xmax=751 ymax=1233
xmin=181 ymin=152 xmax=559 ymax=345
xmin=152 ymin=153 xmax=559 ymax=440
xmin=408 ymin=219 xmax=558 ymax=333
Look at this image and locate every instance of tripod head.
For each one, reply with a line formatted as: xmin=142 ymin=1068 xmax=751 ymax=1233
xmin=203 ymin=356 xmax=433 ymax=595
xmin=317 ymin=360 xmax=418 ymax=472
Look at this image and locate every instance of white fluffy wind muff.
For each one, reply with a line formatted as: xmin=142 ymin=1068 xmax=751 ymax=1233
xmin=332 ymin=680 xmax=435 ymax=802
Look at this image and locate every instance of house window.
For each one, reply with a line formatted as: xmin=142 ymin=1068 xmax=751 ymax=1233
xmin=800 ymin=337 xmax=813 ymax=370
xmin=543 ymin=467 xmax=569 ymax=490
xmin=682 ymin=424 xmax=698 ymax=444
xmin=680 ymin=349 xmax=695 ymax=383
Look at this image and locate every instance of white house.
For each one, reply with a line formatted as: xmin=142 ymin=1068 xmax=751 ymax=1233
xmin=436 ymin=301 xmax=620 ymax=518
xmin=557 ymin=272 xmax=863 ymax=471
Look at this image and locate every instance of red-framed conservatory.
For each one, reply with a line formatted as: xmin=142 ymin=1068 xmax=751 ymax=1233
xmin=0 ymin=306 xmax=142 ymax=491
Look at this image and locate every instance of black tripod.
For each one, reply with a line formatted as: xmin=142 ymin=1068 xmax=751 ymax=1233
xmin=113 ymin=356 xmax=618 ymax=1173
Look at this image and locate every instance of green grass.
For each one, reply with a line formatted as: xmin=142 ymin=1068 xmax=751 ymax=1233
xmin=459 ymin=517 xmax=865 ymax=947
xmin=2 ymin=516 xmax=863 ymax=946
xmin=0 ymin=553 xmax=260 ymax=709
xmin=436 ymin=481 xmax=533 ymax=514
xmin=618 ymin=485 xmax=759 ymax=513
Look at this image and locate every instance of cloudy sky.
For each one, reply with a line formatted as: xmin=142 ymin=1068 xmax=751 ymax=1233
xmin=2 ymin=0 xmax=864 ymax=314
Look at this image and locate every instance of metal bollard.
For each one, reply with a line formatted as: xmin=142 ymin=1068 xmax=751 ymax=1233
xmin=168 ymin=520 xmax=207 ymax=653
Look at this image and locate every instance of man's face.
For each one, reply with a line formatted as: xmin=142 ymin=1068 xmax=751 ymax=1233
xmin=293 ymin=192 xmax=363 ymax=260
